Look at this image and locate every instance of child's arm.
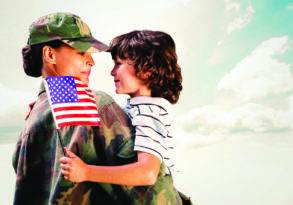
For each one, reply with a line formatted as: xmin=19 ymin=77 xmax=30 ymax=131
xmin=60 ymin=148 xmax=160 ymax=186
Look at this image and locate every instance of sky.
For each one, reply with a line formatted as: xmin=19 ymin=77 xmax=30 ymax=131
xmin=1 ymin=0 xmax=292 ymax=143
xmin=0 ymin=0 xmax=293 ymax=204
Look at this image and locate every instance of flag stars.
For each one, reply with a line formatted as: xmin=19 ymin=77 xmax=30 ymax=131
xmin=46 ymin=76 xmax=78 ymax=104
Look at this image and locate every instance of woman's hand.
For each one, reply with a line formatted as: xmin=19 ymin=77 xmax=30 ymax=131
xmin=59 ymin=148 xmax=88 ymax=183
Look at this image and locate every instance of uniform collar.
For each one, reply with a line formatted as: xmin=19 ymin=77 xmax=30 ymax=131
xmin=38 ymin=82 xmax=46 ymax=96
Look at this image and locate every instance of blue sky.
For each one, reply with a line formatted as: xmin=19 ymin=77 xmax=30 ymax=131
xmin=0 ymin=1 xmax=293 ymax=204
xmin=0 ymin=0 xmax=292 ymax=144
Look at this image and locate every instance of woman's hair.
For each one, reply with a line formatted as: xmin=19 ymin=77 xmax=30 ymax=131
xmin=109 ymin=30 xmax=183 ymax=104
xmin=22 ymin=40 xmax=64 ymax=77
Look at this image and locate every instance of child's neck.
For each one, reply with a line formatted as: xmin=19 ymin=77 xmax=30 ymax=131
xmin=130 ymin=88 xmax=151 ymax=98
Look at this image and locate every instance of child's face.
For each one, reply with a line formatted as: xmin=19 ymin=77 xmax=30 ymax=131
xmin=110 ymin=57 xmax=151 ymax=97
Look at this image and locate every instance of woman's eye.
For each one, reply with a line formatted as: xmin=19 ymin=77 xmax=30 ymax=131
xmin=78 ymin=52 xmax=86 ymax=56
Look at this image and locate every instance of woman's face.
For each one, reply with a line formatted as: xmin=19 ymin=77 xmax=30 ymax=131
xmin=48 ymin=44 xmax=95 ymax=85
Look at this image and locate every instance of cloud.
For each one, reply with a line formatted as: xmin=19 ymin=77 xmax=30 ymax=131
xmin=171 ymin=0 xmax=191 ymax=6
xmin=225 ymin=0 xmax=240 ymax=12
xmin=0 ymin=84 xmax=35 ymax=125
xmin=289 ymin=95 xmax=293 ymax=116
xmin=176 ymin=36 xmax=293 ymax=145
xmin=217 ymin=1 xmax=254 ymax=48
xmin=176 ymin=104 xmax=239 ymax=134
xmin=287 ymin=3 xmax=293 ymax=10
xmin=218 ymin=36 xmax=293 ymax=101
xmin=176 ymin=101 xmax=292 ymax=135
xmin=172 ymin=126 xmax=227 ymax=149
xmin=227 ymin=4 xmax=254 ymax=35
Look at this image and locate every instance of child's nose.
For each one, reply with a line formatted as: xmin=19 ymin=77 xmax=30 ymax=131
xmin=110 ymin=67 xmax=116 ymax=76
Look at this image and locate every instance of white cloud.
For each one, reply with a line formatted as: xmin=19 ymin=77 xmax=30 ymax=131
xmin=218 ymin=36 xmax=293 ymax=101
xmin=217 ymin=40 xmax=223 ymax=46
xmin=227 ymin=5 xmax=254 ymax=34
xmin=289 ymin=95 xmax=293 ymax=116
xmin=287 ymin=3 xmax=293 ymax=10
xmin=176 ymin=36 xmax=293 ymax=144
xmin=172 ymin=0 xmax=191 ymax=6
xmin=176 ymin=104 xmax=238 ymax=134
xmin=0 ymin=84 xmax=35 ymax=125
xmin=225 ymin=0 xmax=240 ymax=12
xmin=176 ymin=101 xmax=292 ymax=135
xmin=217 ymin=2 xmax=254 ymax=47
xmin=172 ymin=126 xmax=227 ymax=149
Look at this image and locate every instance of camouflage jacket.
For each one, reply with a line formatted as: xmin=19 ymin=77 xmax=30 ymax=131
xmin=12 ymin=84 xmax=192 ymax=205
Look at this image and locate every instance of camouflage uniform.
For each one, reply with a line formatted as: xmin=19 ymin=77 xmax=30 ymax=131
xmin=12 ymin=84 xmax=134 ymax=204
xmin=13 ymin=12 xmax=193 ymax=205
xmin=12 ymin=85 xmax=192 ymax=205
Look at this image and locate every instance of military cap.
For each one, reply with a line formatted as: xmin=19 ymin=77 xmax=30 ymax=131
xmin=27 ymin=12 xmax=108 ymax=52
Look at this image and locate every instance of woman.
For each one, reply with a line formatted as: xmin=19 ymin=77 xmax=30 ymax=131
xmin=12 ymin=12 xmax=135 ymax=205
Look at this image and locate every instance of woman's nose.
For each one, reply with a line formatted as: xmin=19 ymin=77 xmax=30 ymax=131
xmin=85 ymin=53 xmax=95 ymax=67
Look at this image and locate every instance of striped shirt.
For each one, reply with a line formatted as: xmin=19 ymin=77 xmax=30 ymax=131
xmin=124 ymin=96 xmax=175 ymax=174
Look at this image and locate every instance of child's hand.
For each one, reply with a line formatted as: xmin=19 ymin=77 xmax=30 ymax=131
xmin=60 ymin=148 xmax=88 ymax=183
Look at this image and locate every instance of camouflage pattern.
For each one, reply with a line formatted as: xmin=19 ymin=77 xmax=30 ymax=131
xmin=12 ymin=84 xmax=192 ymax=205
xmin=27 ymin=12 xmax=108 ymax=52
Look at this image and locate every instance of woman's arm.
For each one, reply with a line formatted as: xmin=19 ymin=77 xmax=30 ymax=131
xmin=60 ymin=148 xmax=161 ymax=186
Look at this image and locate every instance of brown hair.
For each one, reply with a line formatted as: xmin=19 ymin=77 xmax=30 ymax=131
xmin=22 ymin=40 xmax=64 ymax=77
xmin=109 ymin=30 xmax=182 ymax=104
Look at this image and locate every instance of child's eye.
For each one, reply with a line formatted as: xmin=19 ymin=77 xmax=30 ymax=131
xmin=114 ymin=61 xmax=121 ymax=66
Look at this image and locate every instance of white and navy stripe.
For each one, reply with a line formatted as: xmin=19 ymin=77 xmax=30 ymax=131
xmin=124 ymin=96 xmax=175 ymax=174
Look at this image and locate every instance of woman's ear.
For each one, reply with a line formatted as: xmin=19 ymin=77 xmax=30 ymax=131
xmin=43 ymin=46 xmax=56 ymax=64
xmin=42 ymin=46 xmax=59 ymax=77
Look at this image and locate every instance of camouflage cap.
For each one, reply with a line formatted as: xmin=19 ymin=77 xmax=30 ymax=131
xmin=27 ymin=12 xmax=108 ymax=52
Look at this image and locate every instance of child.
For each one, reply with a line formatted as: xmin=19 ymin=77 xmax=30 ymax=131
xmin=60 ymin=30 xmax=191 ymax=204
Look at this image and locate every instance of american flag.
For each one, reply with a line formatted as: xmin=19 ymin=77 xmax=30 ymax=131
xmin=44 ymin=76 xmax=100 ymax=129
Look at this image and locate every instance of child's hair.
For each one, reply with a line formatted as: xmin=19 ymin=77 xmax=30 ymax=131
xmin=109 ymin=30 xmax=183 ymax=104
xmin=22 ymin=40 xmax=64 ymax=77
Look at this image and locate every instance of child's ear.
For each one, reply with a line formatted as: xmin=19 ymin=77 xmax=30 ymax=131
xmin=140 ymin=71 xmax=152 ymax=80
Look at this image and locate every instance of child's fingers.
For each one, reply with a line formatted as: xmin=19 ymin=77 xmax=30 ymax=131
xmin=59 ymin=157 xmax=67 ymax=163
xmin=61 ymin=168 xmax=68 ymax=174
xmin=61 ymin=169 xmax=70 ymax=177
xmin=61 ymin=169 xmax=74 ymax=182
xmin=60 ymin=164 xmax=71 ymax=171
xmin=64 ymin=148 xmax=77 ymax=158
xmin=60 ymin=157 xmax=72 ymax=164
